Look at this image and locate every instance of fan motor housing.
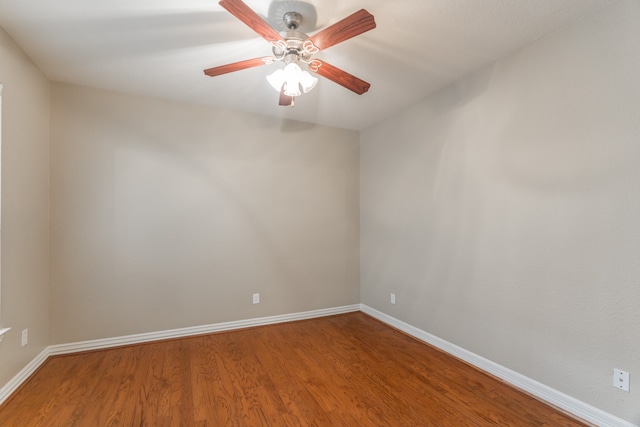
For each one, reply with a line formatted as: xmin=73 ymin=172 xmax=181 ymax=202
xmin=272 ymin=29 xmax=313 ymax=63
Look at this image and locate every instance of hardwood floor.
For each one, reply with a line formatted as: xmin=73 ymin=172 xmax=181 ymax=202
xmin=0 ymin=312 xmax=588 ymax=426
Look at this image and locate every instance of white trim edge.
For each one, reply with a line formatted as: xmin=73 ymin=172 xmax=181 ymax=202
xmin=0 ymin=328 xmax=10 ymax=342
xmin=0 ymin=348 xmax=48 ymax=406
xmin=360 ymin=304 xmax=636 ymax=427
xmin=0 ymin=304 xmax=360 ymax=406
xmin=48 ymin=304 xmax=360 ymax=356
xmin=2 ymin=304 xmax=633 ymax=427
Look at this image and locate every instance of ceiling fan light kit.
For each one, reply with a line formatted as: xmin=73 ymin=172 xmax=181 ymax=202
xmin=266 ymin=63 xmax=318 ymax=97
xmin=204 ymin=0 xmax=376 ymax=107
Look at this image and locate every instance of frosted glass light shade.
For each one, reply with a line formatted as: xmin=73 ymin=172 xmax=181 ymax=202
xmin=283 ymin=63 xmax=302 ymax=96
xmin=266 ymin=63 xmax=318 ymax=97
xmin=299 ymin=70 xmax=318 ymax=93
xmin=266 ymin=69 xmax=285 ymax=92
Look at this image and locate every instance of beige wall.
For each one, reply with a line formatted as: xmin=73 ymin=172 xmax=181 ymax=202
xmin=360 ymin=1 xmax=639 ymax=423
xmin=2 ymin=1 xmax=638 ymax=422
xmin=0 ymin=26 xmax=51 ymax=386
xmin=50 ymin=83 xmax=359 ymax=343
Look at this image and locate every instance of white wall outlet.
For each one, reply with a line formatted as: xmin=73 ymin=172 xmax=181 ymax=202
xmin=390 ymin=293 xmax=396 ymax=304
xmin=614 ymin=369 xmax=630 ymax=392
xmin=252 ymin=293 xmax=260 ymax=304
xmin=21 ymin=329 xmax=28 ymax=347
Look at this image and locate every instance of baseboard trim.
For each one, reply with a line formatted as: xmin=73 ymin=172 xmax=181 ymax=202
xmin=48 ymin=304 xmax=361 ymax=356
xmin=0 ymin=304 xmax=359 ymax=407
xmin=0 ymin=348 xmax=49 ymax=407
xmin=3 ymin=304 xmax=633 ymax=426
xmin=360 ymin=304 xmax=635 ymax=427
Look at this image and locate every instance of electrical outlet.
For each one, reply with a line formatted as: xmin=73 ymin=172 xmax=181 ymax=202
xmin=21 ymin=329 xmax=28 ymax=347
xmin=253 ymin=293 xmax=260 ymax=304
xmin=390 ymin=293 xmax=396 ymax=304
xmin=614 ymin=369 xmax=630 ymax=392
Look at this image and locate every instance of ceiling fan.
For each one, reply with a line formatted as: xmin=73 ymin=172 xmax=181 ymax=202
xmin=203 ymin=0 xmax=376 ymax=106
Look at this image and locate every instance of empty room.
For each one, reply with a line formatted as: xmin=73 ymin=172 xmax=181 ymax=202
xmin=0 ymin=0 xmax=638 ymax=425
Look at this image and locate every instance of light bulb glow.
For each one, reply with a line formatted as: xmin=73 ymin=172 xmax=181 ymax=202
xmin=266 ymin=63 xmax=318 ymax=97
xmin=283 ymin=63 xmax=302 ymax=96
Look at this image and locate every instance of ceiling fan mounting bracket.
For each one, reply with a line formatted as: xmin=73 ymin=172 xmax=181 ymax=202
xmin=270 ymin=10 xmax=322 ymax=66
xmin=283 ymin=11 xmax=303 ymax=30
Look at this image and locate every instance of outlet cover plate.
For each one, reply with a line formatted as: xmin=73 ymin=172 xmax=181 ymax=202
xmin=253 ymin=293 xmax=260 ymax=304
xmin=21 ymin=329 xmax=28 ymax=347
xmin=614 ymin=369 xmax=630 ymax=392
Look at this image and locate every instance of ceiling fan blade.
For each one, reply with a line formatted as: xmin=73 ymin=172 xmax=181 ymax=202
xmin=312 ymin=61 xmax=371 ymax=95
xmin=219 ymin=0 xmax=284 ymax=45
xmin=204 ymin=57 xmax=271 ymax=77
xmin=305 ymin=9 xmax=375 ymax=52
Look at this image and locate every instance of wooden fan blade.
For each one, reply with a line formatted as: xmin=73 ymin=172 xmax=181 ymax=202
xmin=204 ymin=57 xmax=270 ymax=77
xmin=306 ymin=9 xmax=375 ymax=52
xmin=219 ymin=0 xmax=284 ymax=44
xmin=279 ymin=84 xmax=294 ymax=106
xmin=312 ymin=61 xmax=371 ymax=95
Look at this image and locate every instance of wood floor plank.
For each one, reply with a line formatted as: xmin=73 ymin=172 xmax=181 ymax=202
xmin=0 ymin=312 xmax=589 ymax=426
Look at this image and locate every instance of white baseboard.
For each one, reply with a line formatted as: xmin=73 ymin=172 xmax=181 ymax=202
xmin=48 ymin=304 xmax=360 ymax=356
xmin=3 ymin=304 xmax=633 ymax=427
xmin=360 ymin=304 xmax=636 ymax=427
xmin=0 ymin=304 xmax=360 ymax=406
xmin=0 ymin=348 xmax=49 ymax=406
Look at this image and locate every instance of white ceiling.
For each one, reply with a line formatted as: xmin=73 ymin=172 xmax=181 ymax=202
xmin=0 ymin=0 xmax=614 ymax=130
